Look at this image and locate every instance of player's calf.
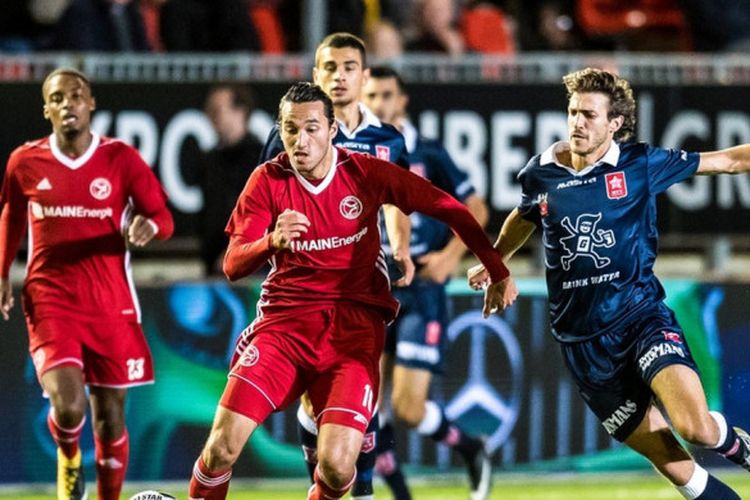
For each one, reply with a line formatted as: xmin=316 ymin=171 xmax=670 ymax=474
xmin=374 ymin=420 xmax=412 ymax=500
xmin=297 ymin=404 xmax=319 ymax=482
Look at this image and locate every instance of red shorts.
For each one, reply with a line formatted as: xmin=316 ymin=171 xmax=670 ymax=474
xmin=220 ymin=303 xmax=385 ymax=433
xmin=26 ymin=316 xmax=154 ymax=388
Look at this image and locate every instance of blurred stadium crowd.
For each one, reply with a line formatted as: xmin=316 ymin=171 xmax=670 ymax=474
xmin=3 ymin=0 xmax=750 ymax=57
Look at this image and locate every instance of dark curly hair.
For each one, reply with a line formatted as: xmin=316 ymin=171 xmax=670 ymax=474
xmin=277 ymin=82 xmax=335 ymax=126
xmin=563 ymin=68 xmax=636 ymax=143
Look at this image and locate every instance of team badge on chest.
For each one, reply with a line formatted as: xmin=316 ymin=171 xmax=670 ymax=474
xmin=90 ymin=177 xmax=112 ymax=200
xmin=375 ymin=145 xmax=390 ymax=160
xmin=605 ymin=172 xmax=627 ymax=199
xmin=339 ymin=195 xmax=363 ymax=219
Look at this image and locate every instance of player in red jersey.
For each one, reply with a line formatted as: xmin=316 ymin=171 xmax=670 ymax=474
xmin=0 ymin=68 xmax=174 ymax=500
xmin=187 ymin=82 xmax=517 ymax=500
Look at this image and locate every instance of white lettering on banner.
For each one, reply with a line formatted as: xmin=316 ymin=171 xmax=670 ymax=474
xmin=492 ymin=112 xmax=531 ymax=211
xmin=602 ymin=400 xmax=638 ymax=435
xmin=116 ymin=111 xmax=159 ymax=166
xmin=664 ymin=111 xmax=711 ymax=210
xmin=443 ymin=111 xmax=488 ymax=199
xmin=291 ymin=226 xmax=368 ymax=252
xmin=717 ymin=112 xmax=750 ymax=208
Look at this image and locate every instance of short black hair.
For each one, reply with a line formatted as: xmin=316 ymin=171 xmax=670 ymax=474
xmin=42 ymin=67 xmax=91 ymax=98
xmin=315 ymin=32 xmax=367 ymax=68
xmin=277 ymin=82 xmax=335 ymax=126
xmin=368 ymin=66 xmax=406 ymax=94
xmin=206 ymin=84 xmax=255 ymax=115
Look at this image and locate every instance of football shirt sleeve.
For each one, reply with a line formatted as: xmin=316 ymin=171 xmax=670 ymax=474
xmin=371 ymin=158 xmax=509 ymax=283
xmin=646 ymin=144 xmax=700 ymax=194
xmin=124 ymin=147 xmax=174 ymax=239
xmin=223 ymin=167 xmax=277 ymax=280
xmin=516 ymin=160 xmax=542 ymax=226
xmin=427 ymin=141 xmax=475 ymax=201
xmin=0 ymin=152 xmax=29 ymax=278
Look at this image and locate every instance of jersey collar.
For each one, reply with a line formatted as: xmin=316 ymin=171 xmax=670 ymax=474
xmin=400 ymin=119 xmax=418 ymax=154
xmin=49 ymin=132 xmax=101 ymax=170
xmin=540 ymin=141 xmax=620 ymax=176
xmin=290 ymin=147 xmax=339 ymax=195
xmin=337 ymin=103 xmax=382 ymax=138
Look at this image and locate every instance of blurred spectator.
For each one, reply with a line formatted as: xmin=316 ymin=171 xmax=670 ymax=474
xmin=328 ymin=0 xmax=366 ymax=37
xmin=679 ymin=0 xmax=750 ymax=52
xmin=199 ymin=85 xmax=263 ymax=277
xmin=248 ymin=0 xmax=286 ymax=53
xmin=460 ymin=1 xmax=516 ymax=54
xmin=0 ymin=0 xmax=70 ymax=52
xmin=576 ymin=0 xmax=691 ymax=51
xmin=160 ymin=0 xmax=260 ymax=51
xmin=515 ymin=0 xmax=583 ymax=51
xmin=406 ymin=0 xmax=465 ymax=55
xmin=365 ymin=19 xmax=404 ymax=60
xmin=47 ymin=0 xmax=151 ymax=51
xmin=139 ymin=0 xmax=167 ymax=52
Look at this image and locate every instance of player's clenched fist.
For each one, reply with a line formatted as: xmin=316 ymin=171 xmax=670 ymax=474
xmin=272 ymin=209 xmax=311 ymax=249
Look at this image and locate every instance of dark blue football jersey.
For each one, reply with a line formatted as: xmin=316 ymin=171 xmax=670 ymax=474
xmin=381 ymin=120 xmax=475 ymax=258
xmin=258 ymin=103 xmax=409 ymax=169
xmin=517 ymin=141 xmax=700 ymax=342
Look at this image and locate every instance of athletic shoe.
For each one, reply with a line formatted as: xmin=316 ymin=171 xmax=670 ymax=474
xmin=731 ymin=427 xmax=750 ymax=472
xmin=57 ymin=448 xmax=87 ymax=500
xmin=466 ymin=439 xmax=492 ymax=500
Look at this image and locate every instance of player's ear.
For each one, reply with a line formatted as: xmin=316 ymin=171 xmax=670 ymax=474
xmin=90 ymin=96 xmax=96 ymax=112
xmin=43 ymin=103 xmax=50 ymax=121
xmin=329 ymin=119 xmax=338 ymax=140
xmin=362 ymin=68 xmax=370 ymax=86
xmin=312 ymin=66 xmax=320 ymax=85
xmin=610 ymin=115 xmax=624 ymax=134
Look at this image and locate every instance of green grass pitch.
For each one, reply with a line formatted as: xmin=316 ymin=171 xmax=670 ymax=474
xmin=2 ymin=472 xmax=749 ymax=499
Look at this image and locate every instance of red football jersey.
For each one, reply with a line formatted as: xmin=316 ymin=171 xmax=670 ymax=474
xmin=225 ymin=147 xmax=507 ymax=322
xmin=0 ymin=133 xmax=172 ymax=322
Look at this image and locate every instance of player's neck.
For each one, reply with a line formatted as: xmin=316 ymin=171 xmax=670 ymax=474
xmin=570 ymin=142 xmax=611 ymax=171
xmin=335 ymin=101 xmax=362 ymax=132
xmin=55 ymin=129 xmax=93 ymax=158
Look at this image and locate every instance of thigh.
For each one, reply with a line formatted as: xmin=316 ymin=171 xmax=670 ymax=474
xmin=27 ymin=316 xmax=84 ymax=382
xmin=634 ymin=306 xmax=698 ymax=386
xmin=392 ymin=282 xmax=448 ymax=374
xmin=650 ymin=364 xmax=710 ymax=427
xmin=561 ymin=335 xmax=652 ymax=442
xmin=82 ymin=320 xmax=155 ymax=388
xmin=309 ymin=305 xmax=385 ymax=432
xmin=221 ymin=332 xmax=306 ymax=425
xmin=391 ymin=365 xmax=432 ymax=407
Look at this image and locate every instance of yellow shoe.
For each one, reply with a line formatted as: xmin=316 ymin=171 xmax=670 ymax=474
xmin=57 ymin=448 xmax=87 ymax=500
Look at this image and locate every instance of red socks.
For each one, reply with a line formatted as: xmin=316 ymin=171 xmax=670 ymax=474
xmin=47 ymin=408 xmax=84 ymax=459
xmin=189 ymin=456 xmax=232 ymax=500
xmin=94 ymin=431 xmax=129 ymax=500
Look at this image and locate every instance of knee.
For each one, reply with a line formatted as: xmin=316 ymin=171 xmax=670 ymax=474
xmin=317 ymin=454 xmax=355 ymax=490
xmin=671 ymin=414 xmax=717 ymax=447
xmin=203 ymin=432 xmax=242 ymax=471
xmin=50 ymin=393 xmax=87 ymax=427
xmin=391 ymin=392 xmax=426 ymax=428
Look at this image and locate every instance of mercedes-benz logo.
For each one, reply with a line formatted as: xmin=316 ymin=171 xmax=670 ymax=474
xmin=445 ymin=311 xmax=523 ymax=453
xmin=339 ymin=195 xmax=363 ymax=220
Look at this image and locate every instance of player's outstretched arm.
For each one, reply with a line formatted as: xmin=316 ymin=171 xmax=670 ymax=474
xmin=468 ymin=208 xmax=536 ymax=290
xmin=482 ymin=276 xmax=518 ymax=319
xmin=698 ymin=144 xmax=750 ymax=175
xmin=0 ymin=278 xmax=14 ymax=321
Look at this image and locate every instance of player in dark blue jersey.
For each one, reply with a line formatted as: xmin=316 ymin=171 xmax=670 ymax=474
xmin=257 ymin=33 xmax=415 ymax=500
xmin=363 ymin=66 xmax=494 ymax=500
xmin=471 ymin=67 xmax=750 ymax=500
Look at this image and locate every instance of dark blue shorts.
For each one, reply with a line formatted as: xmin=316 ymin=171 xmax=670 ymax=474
xmin=560 ymin=303 xmax=699 ymax=442
xmin=385 ymin=279 xmax=449 ymax=374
